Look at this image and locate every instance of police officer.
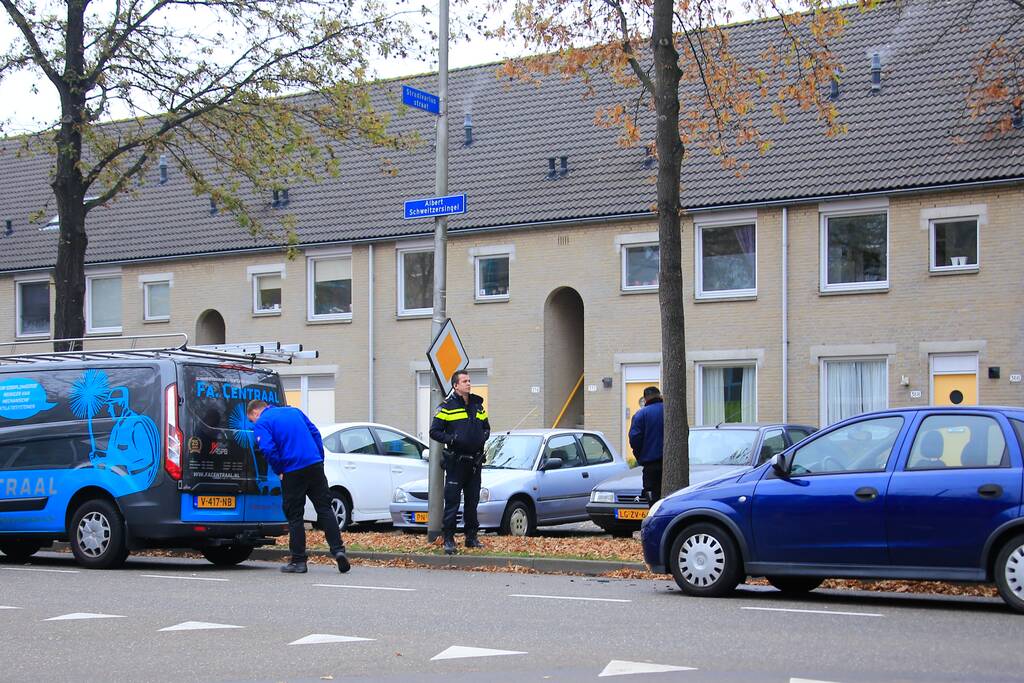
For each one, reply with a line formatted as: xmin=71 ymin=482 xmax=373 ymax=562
xmin=429 ymin=369 xmax=490 ymax=555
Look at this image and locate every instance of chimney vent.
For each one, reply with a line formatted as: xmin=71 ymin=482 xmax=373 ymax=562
xmin=281 ymin=188 xmax=290 ymax=207
xmin=559 ymin=156 xmax=569 ymax=177
xmin=463 ymin=113 xmax=473 ymax=146
xmin=547 ymin=157 xmax=557 ymax=179
xmin=3 ymin=219 xmax=11 ymax=236
xmin=870 ymin=53 xmax=882 ymax=92
xmin=209 ymin=198 xmax=217 ymax=215
xmin=1013 ymin=103 xmax=1023 ymax=130
xmin=159 ymin=154 xmax=168 ymax=184
xmin=643 ymin=145 xmax=657 ymax=170
xmin=829 ymin=75 xmax=840 ymax=102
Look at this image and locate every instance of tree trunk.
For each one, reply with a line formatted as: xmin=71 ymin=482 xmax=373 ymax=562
xmin=652 ymin=0 xmax=689 ymax=495
xmin=51 ymin=0 xmax=90 ymax=352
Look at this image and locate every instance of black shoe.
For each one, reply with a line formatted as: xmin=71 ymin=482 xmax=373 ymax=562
xmin=280 ymin=561 xmax=307 ymax=573
xmin=334 ymin=550 xmax=350 ymax=574
xmin=443 ymin=535 xmax=457 ymax=555
xmin=465 ymin=535 xmax=484 ymax=549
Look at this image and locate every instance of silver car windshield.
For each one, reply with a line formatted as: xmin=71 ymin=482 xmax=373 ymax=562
xmin=482 ymin=434 xmax=542 ymax=470
xmin=689 ymin=429 xmax=758 ymax=466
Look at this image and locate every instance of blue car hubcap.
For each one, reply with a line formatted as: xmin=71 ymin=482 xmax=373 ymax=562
xmin=1006 ymin=543 xmax=1024 ymax=600
xmin=679 ymin=533 xmax=724 ymax=587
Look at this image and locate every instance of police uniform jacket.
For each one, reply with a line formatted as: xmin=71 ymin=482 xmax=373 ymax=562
xmin=429 ymin=393 xmax=490 ymax=455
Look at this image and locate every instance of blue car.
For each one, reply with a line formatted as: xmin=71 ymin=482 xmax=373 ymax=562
xmin=641 ymin=406 xmax=1024 ymax=613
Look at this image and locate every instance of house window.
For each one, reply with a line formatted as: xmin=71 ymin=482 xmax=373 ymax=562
xmin=16 ymin=279 xmax=50 ymax=337
xmin=622 ymin=243 xmax=659 ymax=291
xmin=308 ymin=256 xmax=352 ymax=321
xmin=475 ymin=254 xmax=509 ymax=301
xmin=282 ymin=375 xmax=335 ymax=426
xmin=253 ymin=273 xmax=282 ymax=314
xmin=697 ymin=223 xmax=756 ymax=298
xmin=398 ymin=248 xmax=433 ymax=315
xmin=821 ymin=357 xmax=887 ymax=426
xmin=144 ymin=281 xmax=170 ymax=321
xmin=821 ymin=211 xmax=888 ymax=292
xmin=698 ymin=363 xmax=756 ymax=424
xmin=86 ymin=274 xmax=122 ymax=334
xmin=930 ymin=217 xmax=978 ymax=272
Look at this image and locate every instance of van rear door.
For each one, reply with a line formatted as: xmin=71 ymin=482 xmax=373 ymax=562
xmin=179 ymin=365 xmax=284 ymax=523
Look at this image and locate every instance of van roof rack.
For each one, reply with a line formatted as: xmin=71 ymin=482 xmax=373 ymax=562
xmin=0 ymin=333 xmax=318 ymax=367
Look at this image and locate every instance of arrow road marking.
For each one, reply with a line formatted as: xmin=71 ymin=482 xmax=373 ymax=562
xmin=509 ymin=594 xmax=632 ymax=603
xmin=742 ymin=606 xmax=882 ymax=617
xmin=289 ymin=634 xmax=376 ymax=646
xmin=431 ymin=646 xmax=526 ymax=661
xmin=599 ymin=660 xmax=698 ymax=677
xmin=142 ymin=574 xmax=230 ymax=582
xmin=159 ymin=621 xmax=243 ymax=632
xmin=314 ymin=584 xmax=416 ymax=592
xmin=45 ymin=613 xmax=125 ymax=621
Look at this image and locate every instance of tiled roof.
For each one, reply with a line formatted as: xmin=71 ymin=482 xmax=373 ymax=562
xmin=1 ymin=0 xmax=1021 ymax=272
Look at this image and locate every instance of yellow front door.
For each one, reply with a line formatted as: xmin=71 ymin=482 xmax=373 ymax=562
xmin=624 ymin=381 xmax=660 ymax=466
xmin=933 ymin=373 xmax=977 ymax=406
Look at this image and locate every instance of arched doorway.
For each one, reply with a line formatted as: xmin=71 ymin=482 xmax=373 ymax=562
xmin=543 ymin=287 xmax=584 ymax=428
xmin=195 ymin=309 xmax=226 ymax=346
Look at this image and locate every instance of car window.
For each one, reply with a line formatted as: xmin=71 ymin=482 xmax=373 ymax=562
xmin=757 ymin=429 xmax=786 ymax=464
xmin=337 ymin=427 xmax=377 ymax=455
xmin=906 ymin=415 xmax=1008 ymax=470
xmin=546 ymin=434 xmax=583 ymax=469
xmin=689 ymin=429 xmax=758 ymax=466
xmin=374 ymin=427 xmax=424 ymax=459
xmin=787 ymin=427 xmax=815 ymax=444
xmin=790 ymin=416 xmax=903 ymax=475
xmin=483 ymin=434 xmax=542 ymax=470
xmin=322 ymin=431 xmax=342 ymax=453
xmin=579 ymin=434 xmax=613 ymax=465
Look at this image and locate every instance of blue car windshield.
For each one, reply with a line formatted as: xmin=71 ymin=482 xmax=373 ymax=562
xmin=689 ymin=429 xmax=758 ymax=466
xmin=482 ymin=435 xmax=542 ymax=470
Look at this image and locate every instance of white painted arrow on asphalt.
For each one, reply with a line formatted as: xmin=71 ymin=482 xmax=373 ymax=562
xmin=599 ymin=660 xmax=697 ymax=677
xmin=159 ymin=621 xmax=243 ymax=632
xmin=289 ymin=634 xmax=375 ymax=646
xmin=45 ymin=612 xmax=125 ymax=621
xmin=431 ymin=646 xmax=526 ymax=661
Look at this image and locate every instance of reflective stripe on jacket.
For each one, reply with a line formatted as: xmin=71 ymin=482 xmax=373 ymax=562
xmin=429 ymin=393 xmax=490 ymax=454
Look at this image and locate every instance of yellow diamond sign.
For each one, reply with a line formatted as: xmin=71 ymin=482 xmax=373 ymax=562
xmin=427 ymin=319 xmax=469 ymax=390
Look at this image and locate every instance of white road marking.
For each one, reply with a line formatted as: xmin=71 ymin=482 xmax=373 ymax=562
xmin=289 ymin=634 xmax=376 ymax=646
xmin=791 ymin=678 xmax=844 ymax=683
xmin=0 ymin=606 xmax=21 ymax=609
xmin=3 ymin=567 xmax=78 ymax=574
xmin=599 ymin=660 xmax=698 ymax=677
xmin=509 ymin=593 xmax=632 ymax=603
xmin=742 ymin=606 xmax=882 ymax=617
xmin=159 ymin=621 xmax=243 ymax=632
xmin=45 ymin=613 xmax=125 ymax=621
xmin=313 ymin=583 xmax=415 ymax=592
xmin=431 ymin=645 xmax=527 ymax=661
xmin=142 ymin=574 xmax=230 ymax=582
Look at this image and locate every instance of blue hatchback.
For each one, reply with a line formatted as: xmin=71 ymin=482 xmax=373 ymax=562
xmin=641 ymin=406 xmax=1024 ymax=613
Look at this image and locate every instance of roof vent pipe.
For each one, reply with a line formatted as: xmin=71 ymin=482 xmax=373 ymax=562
xmin=643 ymin=145 xmax=657 ymax=170
xmin=1013 ymin=103 xmax=1023 ymax=130
xmin=209 ymin=198 xmax=217 ymax=215
xmin=158 ymin=154 xmax=168 ymax=184
xmin=4 ymin=219 xmax=11 ymax=236
xmin=547 ymin=157 xmax=557 ymax=179
xmin=870 ymin=53 xmax=882 ymax=92
xmin=559 ymin=155 xmax=569 ymax=177
xmin=463 ymin=113 xmax=473 ymax=146
xmin=829 ymin=75 xmax=840 ymax=102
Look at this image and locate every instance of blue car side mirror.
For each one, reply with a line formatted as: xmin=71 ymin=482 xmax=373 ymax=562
xmin=772 ymin=452 xmax=792 ymax=477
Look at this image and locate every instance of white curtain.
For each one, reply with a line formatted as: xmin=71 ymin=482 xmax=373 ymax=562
xmin=741 ymin=365 xmax=755 ymax=422
xmin=826 ymin=359 xmax=886 ymax=425
xmin=701 ymin=367 xmax=725 ymax=425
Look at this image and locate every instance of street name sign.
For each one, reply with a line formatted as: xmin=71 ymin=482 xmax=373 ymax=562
xmin=402 ymin=85 xmax=440 ymax=115
xmin=404 ymin=194 xmax=467 ymax=220
xmin=426 ymin=318 xmax=469 ymax=391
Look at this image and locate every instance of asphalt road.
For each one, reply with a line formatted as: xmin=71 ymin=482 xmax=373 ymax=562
xmin=2 ymin=552 xmax=1022 ymax=683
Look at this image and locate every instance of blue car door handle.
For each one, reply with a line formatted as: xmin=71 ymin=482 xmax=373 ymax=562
xmin=978 ymin=484 xmax=1003 ymax=498
xmin=854 ymin=486 xmax=878 ymax=501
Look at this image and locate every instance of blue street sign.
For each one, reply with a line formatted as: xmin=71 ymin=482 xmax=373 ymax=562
xmin=404 ymin=194 xmax=467 ymax=220
xmin=402 ymin=85 xmax=440 ymax=115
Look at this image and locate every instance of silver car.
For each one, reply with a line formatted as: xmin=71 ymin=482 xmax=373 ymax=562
xmin=390 ymin=429 xmax=629 ymax=536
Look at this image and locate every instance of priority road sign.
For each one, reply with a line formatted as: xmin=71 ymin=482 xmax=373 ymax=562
xmin=402 ymin=85 xmax=440 ymax=115
xmin=404 ymin=194 xmax=467 ymax=220
xmin=426 ymin=318 xmax=469 ymax=391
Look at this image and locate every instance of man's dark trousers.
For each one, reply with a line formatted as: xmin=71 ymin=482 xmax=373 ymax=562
xmin=280 ymin=461 xmax=344 ymax=562
xmin=442 ymin=457 xmax=481 ymax=536
xmin=642 ymin=461 xmax=663 ymax=503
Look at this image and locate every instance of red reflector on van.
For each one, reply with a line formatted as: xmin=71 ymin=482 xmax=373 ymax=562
xmin=193 ymin=526 xmax=208 ymax=532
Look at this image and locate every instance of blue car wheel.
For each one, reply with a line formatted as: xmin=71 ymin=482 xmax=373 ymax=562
xmin=995 ymin=534 xmax=1024 ymax=614
xmin=669 ymin=522 xmax=742 ymax=597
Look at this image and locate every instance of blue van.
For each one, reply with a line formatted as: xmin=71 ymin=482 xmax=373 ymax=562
xmin=0 ymin=342 xmax=288 ymax=568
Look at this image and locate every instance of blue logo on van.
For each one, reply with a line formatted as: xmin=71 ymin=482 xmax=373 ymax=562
xmin=0 ymin=377 xmax=57 ymax=420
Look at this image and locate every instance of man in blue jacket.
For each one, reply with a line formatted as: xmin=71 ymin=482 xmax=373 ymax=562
xmin=628 ymin=386 xmax=664 ymax=503
xmin=247 ymin=399 xmax=349 ymax=574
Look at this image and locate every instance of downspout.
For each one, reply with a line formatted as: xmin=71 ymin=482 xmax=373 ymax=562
xmin=368 ymin=243 xmax=375 ymax=422
xmin=781 ymin=206 xmax=788 ymax=422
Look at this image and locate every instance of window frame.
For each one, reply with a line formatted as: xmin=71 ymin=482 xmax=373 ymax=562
xmin=306 ymin=253 xmax=353 ymax=322
xmin=695 ymin=361 xmax=758 ymax=425
xmin=620 ymin=241 xmax=660 ymax=292
xmin=15 ymin=277 xmax=51 ymax=339
xmin=474 ymin=253 xmax=511 ymax=302
xmin=929 ymin=216 xmax=980 ymax=274
xmin=252 ymin=272 xmax=283 ymax=316
xmin=694 ymin=220 xmax=757 ymax=300
xmin=397 ymin=246 xmax=434 ymax=317
xmin=819 ymin=208 xmax=890 ymax=293
xmin=85 ymin=272 xmax=123 ymax=334
xmin=819 ymin=356 xmax=889 ymax=427
xmin=143 ymin=280 xmax=171 ymax=322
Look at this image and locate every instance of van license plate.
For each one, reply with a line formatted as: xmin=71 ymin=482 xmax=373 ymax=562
xmin=615 ymin=508 xmax=648 ymax=520
xmin=196 ymin=495 xmax=236 ymax=509
xmin=414 ymin=512 xmax=429 ymax=523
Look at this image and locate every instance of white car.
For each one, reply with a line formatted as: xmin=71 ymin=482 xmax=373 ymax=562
xmin=304 ymin=422 xmax=429 ymax=530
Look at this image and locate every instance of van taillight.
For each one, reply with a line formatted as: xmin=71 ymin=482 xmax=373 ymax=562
xmin=164 ymin=383 xmax=183 ymax=481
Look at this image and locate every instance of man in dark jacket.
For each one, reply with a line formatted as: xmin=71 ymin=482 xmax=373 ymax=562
xmin=429 ymin=370 xmax=490 ymax=555
xmin=247 ymin=399 xmax=350 ymax=574
xmin=628 ymin=386 xmax=664 ymax=503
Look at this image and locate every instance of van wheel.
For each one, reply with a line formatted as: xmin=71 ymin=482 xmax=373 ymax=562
xmin=0 ymin=541 xmax=43 ymax=563
xmin=201 ymin=545 xmax=254 ymax=566
xmin=995 ymin=534 xmax=1024 ymax=614
xmin=499 ymin=500 xmax=535 ymax=537
xmin=70 ymin=499 xmax=128 ymax=569
xmin=669 ymin=523 xmax=742 ymax=598
xmin=766 ymin=576 xmax=824 ymax=595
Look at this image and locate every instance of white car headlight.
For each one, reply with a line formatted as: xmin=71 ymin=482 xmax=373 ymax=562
xmin=479 ymin=487 xmax=490 ymax=503
xmin=393 ymin=488 xmax=408 ymax=504
xmin=590 ymin=490 xmax=614 ymax=503
xmin=648 ymin=497 xmax=665 ymax=518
